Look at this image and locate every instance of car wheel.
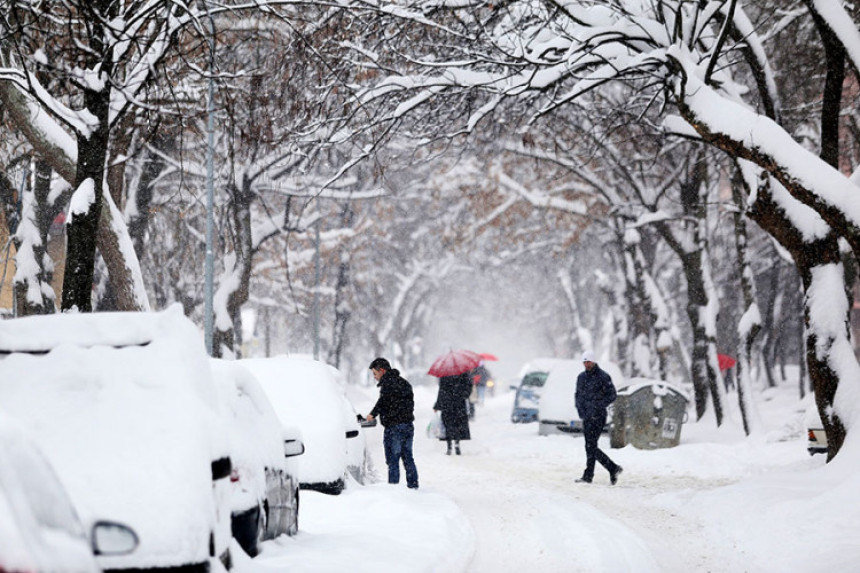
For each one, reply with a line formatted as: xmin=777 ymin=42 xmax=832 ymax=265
xmin=259 ymin=500 xmax=268 ymax=542
xmin=287 ymin=488 xmax=299 ymax=536
xmin=231 ymin=505 xmax=262 ymax=557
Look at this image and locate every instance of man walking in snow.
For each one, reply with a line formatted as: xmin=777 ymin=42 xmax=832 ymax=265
xmin=364 ymin=357 xmax=419 ymax=489
xmin=575 ymin=350 xmax=622 ymax=485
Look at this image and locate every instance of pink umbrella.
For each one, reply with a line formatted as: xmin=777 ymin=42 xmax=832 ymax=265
xmin=428 ymin=349 xmax=482 ymax=377
xmin=478 ymin=353 xmax=499 ymax=361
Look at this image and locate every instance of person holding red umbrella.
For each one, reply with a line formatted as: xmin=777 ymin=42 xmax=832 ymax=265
xmin=429 ymin=349 xmax=477 ymax=455
xmin=433 ymin=371 xmax=472 ymax=455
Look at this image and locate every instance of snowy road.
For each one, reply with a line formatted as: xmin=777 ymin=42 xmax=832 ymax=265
xmin=410 ymin=388 xmax=736 ymax=573
xmin=241 ymin=382 xmax=842 ymax=573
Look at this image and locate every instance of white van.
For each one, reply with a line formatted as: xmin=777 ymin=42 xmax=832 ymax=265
xmin=537 ymin=359 xmax=624 ymax=436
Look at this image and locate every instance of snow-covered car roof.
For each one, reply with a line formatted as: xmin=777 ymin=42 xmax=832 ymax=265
xmin=0 ymin=307 xmax=174 ymax=352
xmin=240 ymin=356 xmax=356 ymax=486
xmin=517 ymin=357 xmax=572 ymax=378
xmin=0 ymin=307 xmax=229 ymax=570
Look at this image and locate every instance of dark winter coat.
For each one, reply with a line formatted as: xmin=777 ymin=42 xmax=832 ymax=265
xmin=575 ymin=364 xmax=616 ymax=421
xmin=433 ymin=372 xmax=472 ymax=441
xmin=369 ymin=369 xmax=415 ymax=427
xmin=471 ymin=365 xmax=491 ymax=387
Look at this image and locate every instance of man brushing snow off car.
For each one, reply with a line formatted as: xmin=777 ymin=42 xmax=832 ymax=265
xmin=575 ymin=351 xmax=623 ymax=485
xmin=363 ymin=358 xmax=419 ymax=490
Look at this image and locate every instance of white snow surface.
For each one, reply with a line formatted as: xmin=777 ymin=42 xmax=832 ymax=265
xmin=240 ymin=355 xmax=356 ymax=486
xmin=0 ymin=307 xmax=232 ymax=570
xmin=234 ymin=371 xmax=860 ymax=573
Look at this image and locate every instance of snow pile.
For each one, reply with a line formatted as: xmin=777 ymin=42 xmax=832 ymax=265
xmin=233 ymin=484 xmax=474 ymax=573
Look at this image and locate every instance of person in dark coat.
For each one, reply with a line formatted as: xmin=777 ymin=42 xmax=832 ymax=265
xmin=471 ymin=363 xmax=492 ymax=405
xmin=574 ymin=350 xmax=622 ymax=485
xmin=365 ymin=357 xmax=419 ymax=489
xmin=433 ymin=371 xmax=472 ymax=455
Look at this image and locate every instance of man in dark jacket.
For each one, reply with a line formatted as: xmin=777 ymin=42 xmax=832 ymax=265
xmin=365 ymin=357 xmax=419 ymax=489
xmin=574 ymin=350 xmax=622 ymax=485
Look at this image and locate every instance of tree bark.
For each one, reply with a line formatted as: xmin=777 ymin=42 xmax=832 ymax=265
xmin=731 ymin=165 xmax=761 ymax=435
xmin=748 ymin=180 xmax=848 ymax=459
xmin=213 ymin=178 xmax=254 ymax=358
xmin=328 ymin=205 xmax=354 ymax=368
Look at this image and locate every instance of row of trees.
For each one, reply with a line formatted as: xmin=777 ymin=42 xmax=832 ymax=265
xmin=344 ymin=0 xmax=860 ymax=459
xmin=0 ymin=2 xmax=853 ymax=458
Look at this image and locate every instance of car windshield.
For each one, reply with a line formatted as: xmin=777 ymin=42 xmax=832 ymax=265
xmin=0 ymin=435 xmax=86 ymax=540
xmin=521 ymin=372 xmax=548 ymax=388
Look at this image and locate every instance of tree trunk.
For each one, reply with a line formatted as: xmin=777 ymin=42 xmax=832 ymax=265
xmin=13 ymin=159 xmax=55 ymax=315
xmin=622 ymin=230 xmax=657 ymax=378
xmin=600 ymin=249 xmax=629 ymax=368
xmin=802 ymin=251 xmax=848 ymax=462
xmin=62 ymin=125 xmax=108 ymax=312
xmin=681 ymin=252 xmax=724 ymax=424
xmin=213 ymin=178 xmax=254 ymax=358
xmin=655 ymin=152 xmax=724 ymax=425
xmin=749 ymin=180 xmax=848 ymax=459
xmin=731 ymin=166 xmax=761 ymax=435
xmin=328 ymin=205 xmax=354 ymax=368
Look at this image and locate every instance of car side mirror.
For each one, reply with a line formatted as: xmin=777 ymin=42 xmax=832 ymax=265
xmin=284 ymin=439 xmax=304 ymax=458
xmin=509 ymin=385 xmax=518 ymax=391
xmin=91 ymin=521 xmax=139 ymax=556
xmin=345 ymin=429 xmax=360 ymax=439
xmin=211 ymin=456 xmax=232 ymax=481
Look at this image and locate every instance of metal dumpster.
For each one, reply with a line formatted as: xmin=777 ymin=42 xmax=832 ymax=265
xmin=610 ymin=379 xmax=689 ymax=449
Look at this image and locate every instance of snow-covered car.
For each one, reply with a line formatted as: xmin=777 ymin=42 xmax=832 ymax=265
xmin=0 ymin=307 xmax=234 ymax=572
xmin=210 ymin=359 xmax=305 ymax=557
xmin=510 ymin=358 xmax=566 ymax=423
xmin=0 ymin=415 xmax=139 ymax=573
xmin=537 ymin=359 xmax=624 ymax=436
xmin=806 ymin=402 xmax=828 ymax=456
xmin=241 ymin=356 xmax=371 ymax=494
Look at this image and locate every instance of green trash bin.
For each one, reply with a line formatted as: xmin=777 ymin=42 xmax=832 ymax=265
xmin=611 ymin=379 xmax=689 ymax=449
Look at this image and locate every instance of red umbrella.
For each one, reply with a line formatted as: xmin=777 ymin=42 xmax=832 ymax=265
xmin=717 ymin=354 xmax=737 ymax=371
xmin=478 ymin=353 xmax=499 ymax=361
xmin=428 ymin=349 xmax=482 ymax=377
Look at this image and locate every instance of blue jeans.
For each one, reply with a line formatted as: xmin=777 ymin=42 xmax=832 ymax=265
xmin=383 ymin=423 xmax=419 ymax=488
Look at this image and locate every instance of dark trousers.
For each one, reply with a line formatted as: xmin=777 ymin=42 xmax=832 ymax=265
xmin=582 ymin=415 xmax=618 ymax=480
xmin=383 ymin=423 xmax=419 ymax=488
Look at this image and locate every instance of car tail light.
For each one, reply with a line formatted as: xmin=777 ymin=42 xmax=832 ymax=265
xmin=230 ymin=468 xmax=240 ymax=483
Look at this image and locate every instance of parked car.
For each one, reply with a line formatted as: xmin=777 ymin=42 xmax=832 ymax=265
xmin=510 ymin=358 xmax=566 ymax=423
xmin=537 ymin=358 xmax=624 ymax=435
xmin=241 ymin=356 xmax=371 ymax=494
xmin=805 ymin=401 xmax=828 ymax=456
xmin=210 ymin=359 xmax=305 ymax=557
xmin=0 ymin=307 xmax=234 ymax=572
xmin=0 ymin=415 xmax=139 ymax=573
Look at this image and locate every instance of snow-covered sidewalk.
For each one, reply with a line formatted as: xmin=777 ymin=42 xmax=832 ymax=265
xmin=236 ymin=382 xmax=860 ymax=572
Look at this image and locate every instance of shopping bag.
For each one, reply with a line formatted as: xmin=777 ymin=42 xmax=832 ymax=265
xmin=427 ymin=413 xmax=446 ymax=439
